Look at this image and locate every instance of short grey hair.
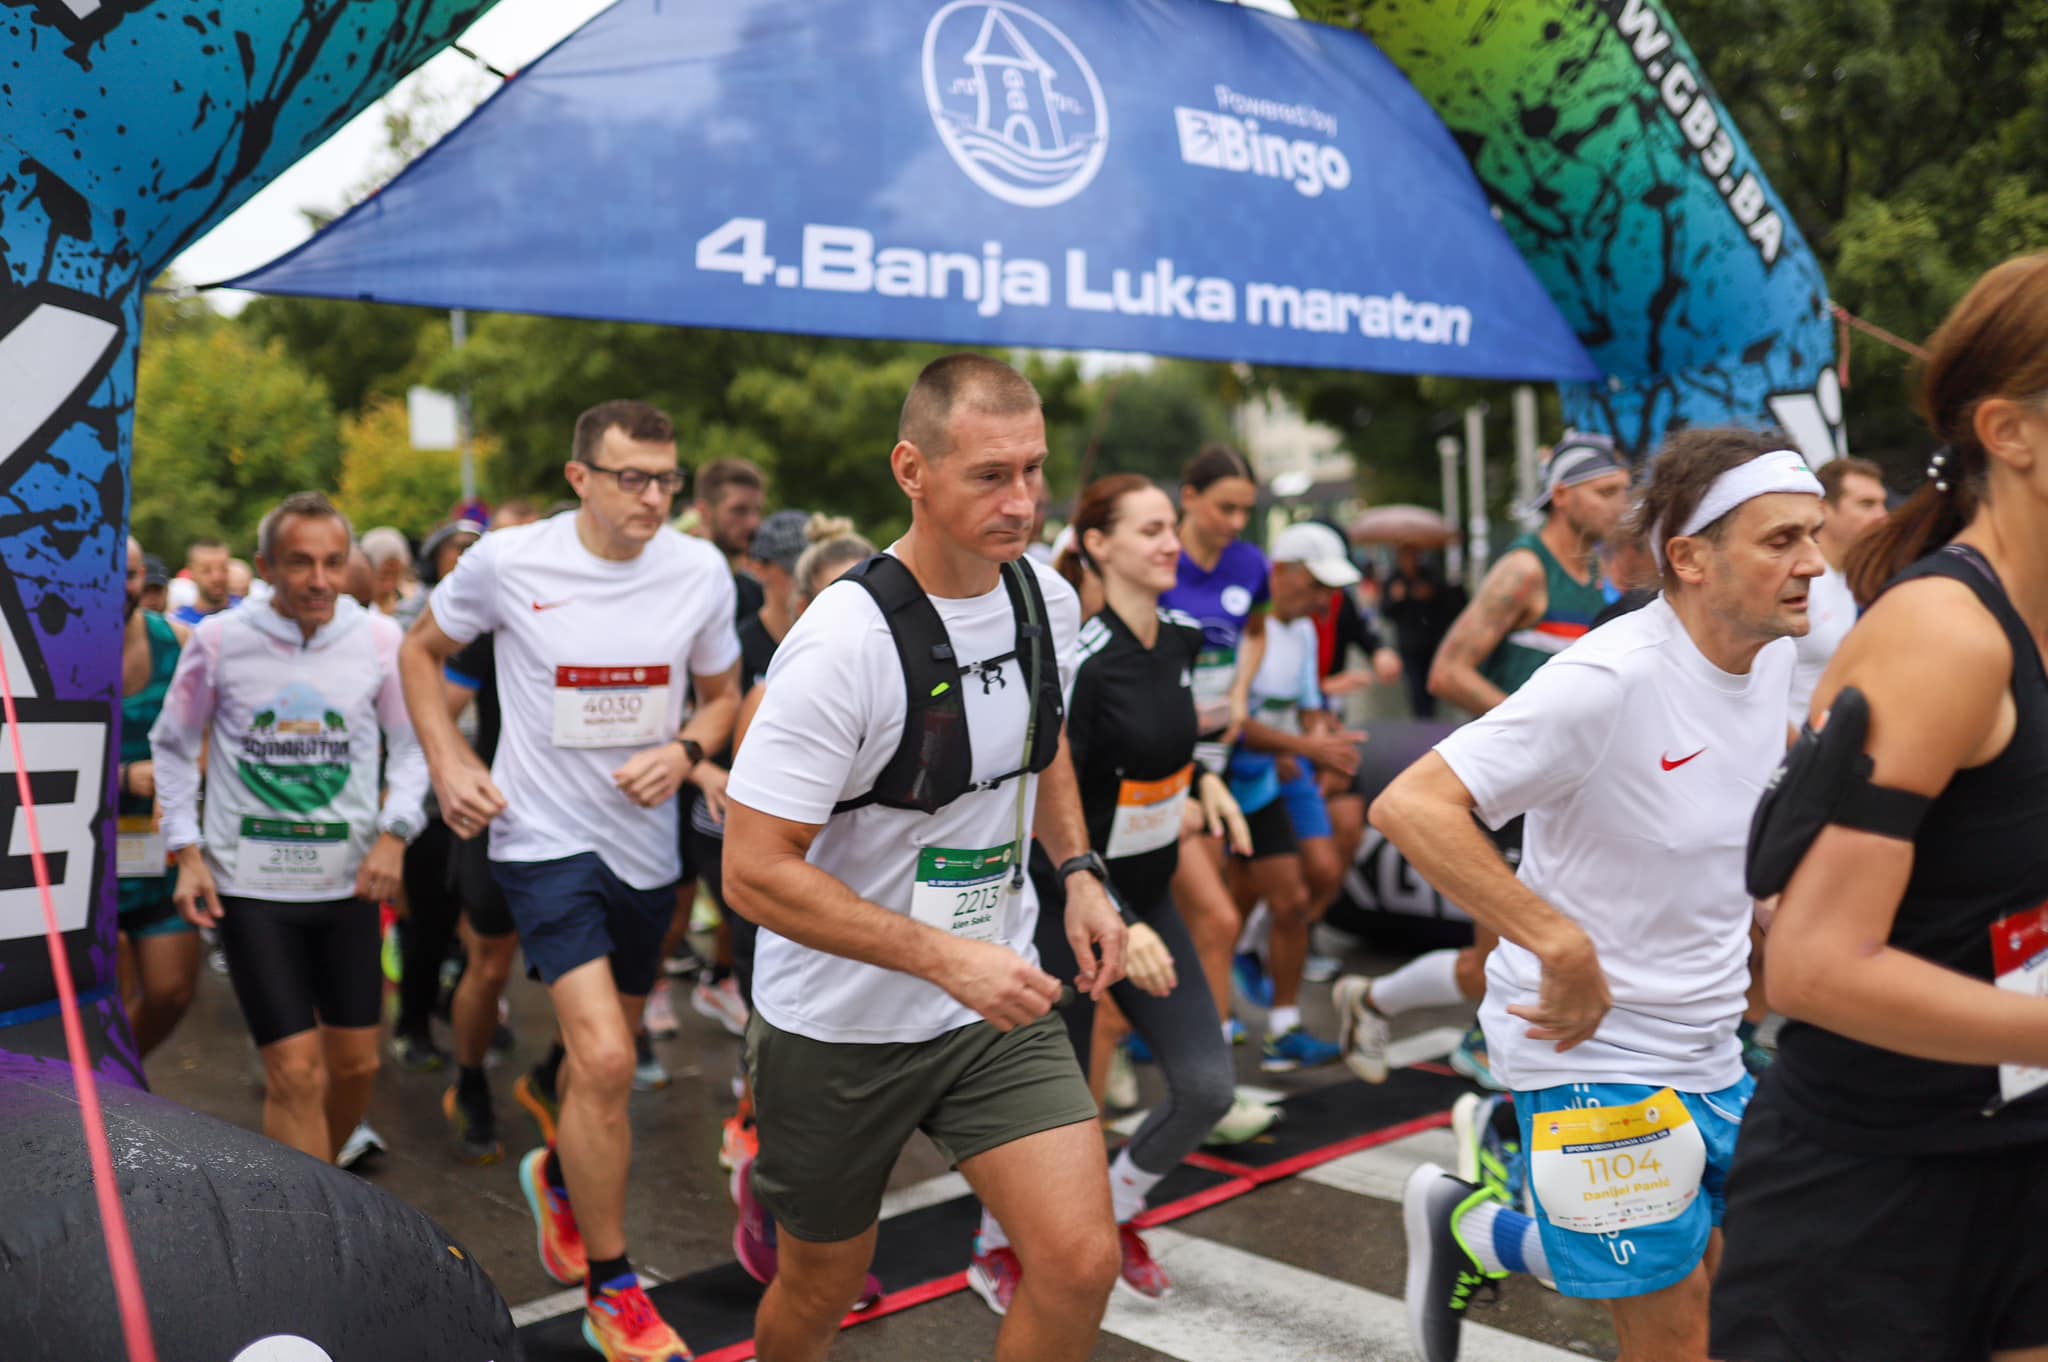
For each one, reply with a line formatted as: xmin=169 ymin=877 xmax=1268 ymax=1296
xmin=258 ymin=492 xmax=355 ymax=565
xmin=358 ymin=525 xmax=412 ymax=569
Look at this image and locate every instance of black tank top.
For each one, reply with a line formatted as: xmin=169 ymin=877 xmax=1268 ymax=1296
xmin=1771 ymin=545 xmax=2048 ymax=1153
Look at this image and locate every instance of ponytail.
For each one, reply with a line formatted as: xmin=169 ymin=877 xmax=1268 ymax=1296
xmin=1845 ymin=475 xmax=1976 ymax=607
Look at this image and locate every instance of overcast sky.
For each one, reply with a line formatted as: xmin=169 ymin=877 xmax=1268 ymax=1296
xmin=172 ymin=0 xmax=1300 ymax=310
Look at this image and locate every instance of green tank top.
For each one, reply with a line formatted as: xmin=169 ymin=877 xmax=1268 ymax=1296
xmin=1479 ymin=534 xmax=1609 ymax=697
xmin=120 ymin=613 xmax=180 ymax=815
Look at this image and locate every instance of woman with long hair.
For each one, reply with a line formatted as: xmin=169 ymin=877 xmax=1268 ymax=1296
xmin=1712 ymin=253 xmax=2048 ymax=1362
xmin=1161 ymin=444 xmax=1280 ymax=1140
xmin=969 ymin=473 xmax=1249 ymax=1312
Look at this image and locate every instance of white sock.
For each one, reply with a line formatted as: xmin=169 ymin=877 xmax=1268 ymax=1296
xmin=1267 ymin=1004 xmax=1302 ymax=1038
xmin=1458 ymin=1197 xmax=1550 ymax=1279
xmin=1368 ymin=950 xmax=1466 ymax=1018
xmin=1237 ymin=902 xmax=1271 ymax=956
xmin=1109 ymin=1148 xmax=1166 ymax=1224
xmin=976 ymin=1207 xmax=1009 ymax=1255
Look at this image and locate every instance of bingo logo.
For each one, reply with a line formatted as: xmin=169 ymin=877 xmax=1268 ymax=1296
xmin=923 ymin=1 xmax=1108 ymax=208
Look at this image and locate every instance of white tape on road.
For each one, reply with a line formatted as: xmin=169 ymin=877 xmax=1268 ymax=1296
xmin=1299 ymin=1127 xmax=1461 ymax=1204
xmin=1101 ymin=1227 xmax=1580 ymax=1362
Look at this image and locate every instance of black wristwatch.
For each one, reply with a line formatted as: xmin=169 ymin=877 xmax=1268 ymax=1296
xmin=1057 ymin=851 xmax=1109 ymax=886
xmin=676 ymin=737 xmax=705 ymax=766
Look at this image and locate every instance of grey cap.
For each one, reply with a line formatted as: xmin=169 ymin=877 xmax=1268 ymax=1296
xmin=751 ymin=509 xmax=813 ymax=574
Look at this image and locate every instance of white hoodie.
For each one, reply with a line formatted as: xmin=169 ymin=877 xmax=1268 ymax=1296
xmin=152 ymin=594 xmax=427 ymax=901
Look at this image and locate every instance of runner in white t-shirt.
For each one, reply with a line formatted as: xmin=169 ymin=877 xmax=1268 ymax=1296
xmin=1788 ymin=456 xmax=1889 ymax=716
xmin=400 ymin=399 xmax=741 ymax=1362
xmin=1368 ymin=431 xmax=1825 ymax=1362
xmin=723 ymin=355 xmax=1127 ymax=1362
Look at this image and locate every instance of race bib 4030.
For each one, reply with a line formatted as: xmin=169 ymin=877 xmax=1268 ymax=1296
xmin=1530 ymin=1088 xmax=1706 ymax=1234
xmin=552 ymin=665 xmax=671 ymax=749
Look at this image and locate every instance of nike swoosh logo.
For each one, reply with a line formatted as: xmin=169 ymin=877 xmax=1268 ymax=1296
xmin=532 ymin=600 xmax=573 ymax=612
xmin=1660 ymin=748 xmax=1706 ymax=771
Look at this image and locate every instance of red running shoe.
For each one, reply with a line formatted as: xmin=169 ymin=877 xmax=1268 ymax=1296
xmin=1117 ymin=1223 xmax=1173 ymax=1300
xmin=967 ymin=1245 xmax=1023 ymax=1317
xmin=582 ymin=1275 xmax=692 ymax=1361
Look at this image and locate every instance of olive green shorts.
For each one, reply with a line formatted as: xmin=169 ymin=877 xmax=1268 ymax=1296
xmin=746 ymin=1009 xmax=1098 ymax=1244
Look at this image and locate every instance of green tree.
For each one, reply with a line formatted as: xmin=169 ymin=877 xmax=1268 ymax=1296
xmin=132 ymin=294 xmax=342 ymax=560
xmin=335 ymin=395 xmax=498 ymax=540
xmin=240 ymin=294 xmax=442 ymax=417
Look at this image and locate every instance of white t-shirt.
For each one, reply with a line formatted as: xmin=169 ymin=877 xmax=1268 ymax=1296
xmin=1248 ymin=614 xmax=1322 ymax=714
xmin=728 ymin=554 xmax=1081 ymax=1044
xmin=1435 ymin=595 xmax=1791 ymax=1094
xmin=428 ymin=514 xmax=740 ymax=889
xmin=1788 ymin=562 xmax=1856 ymax=721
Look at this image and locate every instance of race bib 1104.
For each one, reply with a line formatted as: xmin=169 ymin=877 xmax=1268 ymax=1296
xmin=1529 ymin=1088 xmax=1706 ymax=1235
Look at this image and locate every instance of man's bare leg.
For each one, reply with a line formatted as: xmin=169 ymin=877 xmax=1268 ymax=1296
xmin=753 ymin=1225 xmax=876 ymax=1362
xmin=960 ymin=1120 xmax=1120 ymax=1362
xmin=549 ymin=959 xmax=646 ymax=1261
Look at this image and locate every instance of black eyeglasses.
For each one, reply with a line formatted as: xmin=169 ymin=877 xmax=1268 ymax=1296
xmin=581 ymin=462 xmax=688 ymax=496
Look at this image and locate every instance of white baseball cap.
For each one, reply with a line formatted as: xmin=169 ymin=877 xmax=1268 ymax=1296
xmin=1271 ymin=521 xmax=1361 ymax=588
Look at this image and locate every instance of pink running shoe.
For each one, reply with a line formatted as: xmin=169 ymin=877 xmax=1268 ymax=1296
xmin=1116 ymin=1223 xmax=1173 ymax=1300
xmin=967 ymin=1245 xmax=1023 ymax=1317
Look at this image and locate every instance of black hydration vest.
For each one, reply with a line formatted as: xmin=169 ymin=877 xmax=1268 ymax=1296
xmin=832 ymin=554 xmax=1064 ymax=815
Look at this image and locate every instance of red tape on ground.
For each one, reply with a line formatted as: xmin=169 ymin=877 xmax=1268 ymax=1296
xmin=692 ymin=1106 xmax=1455 ymax=1361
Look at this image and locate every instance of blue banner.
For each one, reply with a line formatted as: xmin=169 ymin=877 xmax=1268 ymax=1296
xmin=227 ymin=0 xmax=1598 ymax=382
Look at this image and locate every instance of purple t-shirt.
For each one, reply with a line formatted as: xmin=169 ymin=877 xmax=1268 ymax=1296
xmin=1164 ymin=539 xmax=1271 ymax=654
xmin=1163 ymin=540 xmax=1271 ymax=747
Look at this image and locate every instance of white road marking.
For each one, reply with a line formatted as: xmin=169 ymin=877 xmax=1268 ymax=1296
xmin=1102 ymin=1227 xmax=1581 ymax=1362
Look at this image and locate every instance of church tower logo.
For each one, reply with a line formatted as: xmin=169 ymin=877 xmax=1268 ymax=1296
xmin=922 ymin=2 xmax=1108 ymax=208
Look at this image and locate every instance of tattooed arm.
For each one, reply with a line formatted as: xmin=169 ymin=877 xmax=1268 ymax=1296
xmin=1426 ymin=551 xmax=1547 ymax=716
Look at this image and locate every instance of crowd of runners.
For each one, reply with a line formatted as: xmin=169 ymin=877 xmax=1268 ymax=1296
xmin=112 ymin=252 xmax=2048 ymax=1361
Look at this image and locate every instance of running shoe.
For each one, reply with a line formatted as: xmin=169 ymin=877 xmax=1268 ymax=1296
xmin=718 ymin=1101 xmax=758 ymax=1176
xmin=1739 ymin=1017 xmax=1776 ymax=1075
xmin=1224 ymin=1018 xmax=1247 ymax=1046
xmin=1103 ymin=1044 xmax=1140 ymax=1112
xmin=380 ymin=920 xmax=401 ymax=985
xmin=1451 ymin=1093 xmax=1526 ymax=1210
xmin=1232 ymin=951 xmax=1275 ymax=1010
xmin=390 ymin=1030 xmax=448 ymax=1073
xmin=1261 ymin=1027 xmax=1341 ymax=1073
xmin=1402 ymin=1162 xmax=1507 ymax=1362
xmin=515 ymin=1070 xmax=561 ymax=1145
xmin=1127 ymin=1031 xmax=1155 ymax=1064
xmin=689 ymin=891 xmax=721 ymax=936
xmin=732 ymin=1156 xmax=778 ymax=1284
xmin=691 ymin=975 xmax=749 ymax=1038
xmin=582 ymin=1274 xmax=691 ymax=1362
xmin=1203 ymin=1094 xmax=1282 ymax=1146
xmin=644 ymin=980 xmax=681 ymax=1039
xmin=966 ymin=1245 xmax=1024 ymax=1317
xmin=519 ymin=1146 xmax=587 ymax=1286
xmin=336 ymin=1121 xmax=386 ymax=1170
xmin=1333 ymin=974 xmax=1392 ymax=1084
xmin=633 ymin=1032 xmax=671 ymax=1092
xmin=1449 ymin=1025 xmax=1508 ymax=1091
xmin=663 ymin=950 xmax=701 ymax=979
xmin=442 ymin=1086 xmax=504 ymax=1166
xmin=1116 ymin=1224 xmax=1172 ymax=1300
xmin=1302 ymin=951 xmax=1341 ymax=984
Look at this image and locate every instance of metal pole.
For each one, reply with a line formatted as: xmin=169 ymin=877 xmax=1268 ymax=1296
xmin=1513 ymin=385 xmax=1539 ymax=517
xmin=451 ymin=308 xmax=477 ymax=503
xmin=1438 ymin=435 xmax=1462 ymax=585
xmin=1464 ymin=404 xmax=1490 ymax=591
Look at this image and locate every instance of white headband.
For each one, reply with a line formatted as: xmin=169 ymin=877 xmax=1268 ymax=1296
xmin=1655 ymin=449 xmax=1824 ymax=568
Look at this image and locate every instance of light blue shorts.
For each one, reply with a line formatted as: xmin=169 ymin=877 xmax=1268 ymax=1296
xmin=1512 ymin=1074 xmax=1754 ymax=1300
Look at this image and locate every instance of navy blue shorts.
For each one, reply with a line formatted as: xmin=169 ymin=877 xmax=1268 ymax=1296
xmin=490 ymin=852 xmax=676 ymax=997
